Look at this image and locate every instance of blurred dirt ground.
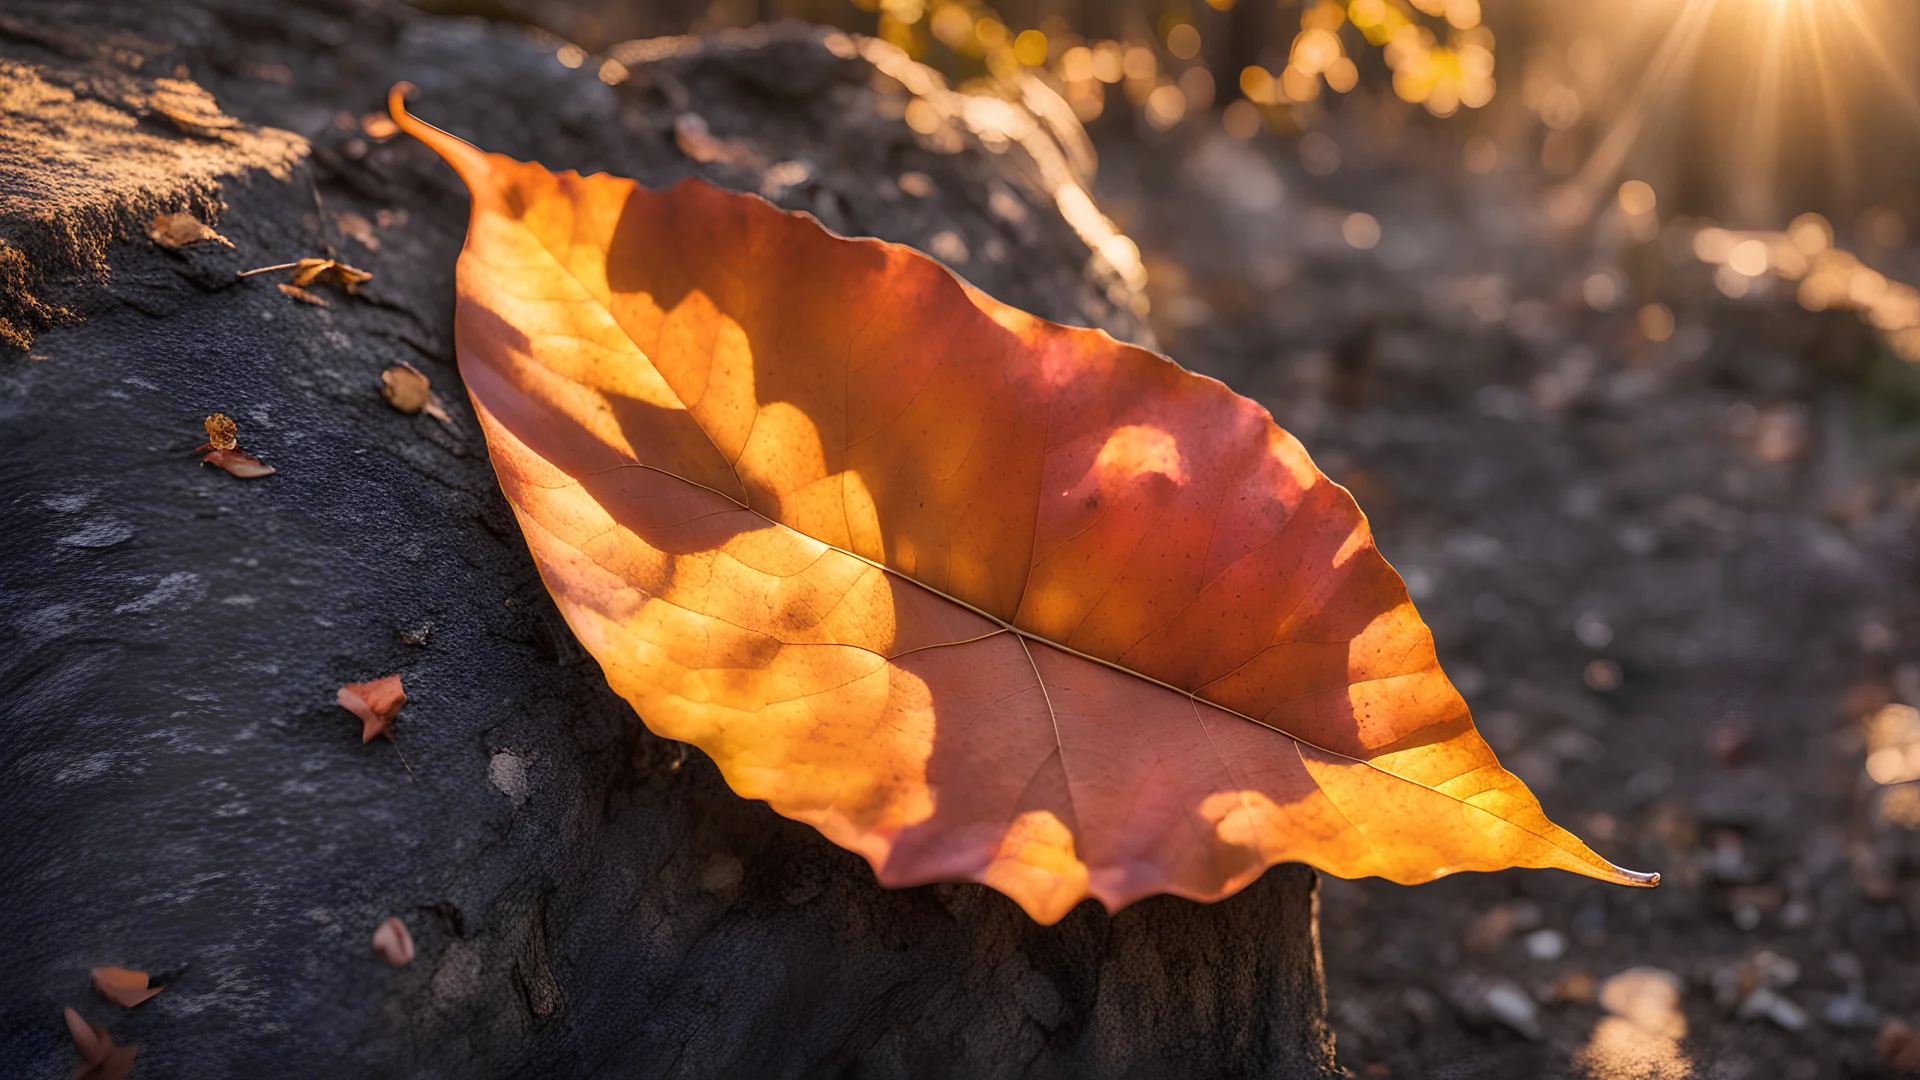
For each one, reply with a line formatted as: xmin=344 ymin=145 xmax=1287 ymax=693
xmin=1093 ymin=112 xmax=1920 ymax=1078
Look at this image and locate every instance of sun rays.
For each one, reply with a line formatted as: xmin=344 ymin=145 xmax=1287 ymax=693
xmin=1557 ymin=0 xmax=1915 ymax=228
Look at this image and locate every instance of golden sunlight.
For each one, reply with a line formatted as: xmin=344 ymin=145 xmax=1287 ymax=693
xmin=1555 ymin=0 xmax=1913 ymax=227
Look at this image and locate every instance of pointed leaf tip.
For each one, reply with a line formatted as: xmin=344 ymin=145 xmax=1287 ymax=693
xmin=387 ymin=84 xmax=493 ymax=200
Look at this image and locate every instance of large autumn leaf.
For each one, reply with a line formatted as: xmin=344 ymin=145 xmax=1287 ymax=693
xmin=391 ymin=87 xmax=1655 ymax=924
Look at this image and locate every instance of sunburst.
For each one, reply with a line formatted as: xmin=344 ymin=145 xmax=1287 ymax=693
xmin=1555 ymin=0 xmax=1915 ymax=228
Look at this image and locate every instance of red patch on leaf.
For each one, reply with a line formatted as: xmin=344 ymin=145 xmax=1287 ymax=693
xmin=338 ymin=674 xmax=406 ymax=742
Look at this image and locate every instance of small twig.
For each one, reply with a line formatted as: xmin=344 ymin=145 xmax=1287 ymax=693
xmin=235 ymin=261 xmax=302 ymax=278
xmin=393 ymin=738 xmax=416 ymax=782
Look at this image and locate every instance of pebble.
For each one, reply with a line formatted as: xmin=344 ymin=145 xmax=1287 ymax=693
xmin=1451 ymin=975 xmax=1541 ymax=1039
xmin=488 ymin=751 xmax=530 ymax=805
xmin=1523 ymin=928 xmax=1567 ymax=961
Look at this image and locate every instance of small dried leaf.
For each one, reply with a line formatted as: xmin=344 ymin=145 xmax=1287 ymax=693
xmin=338 ymin=674 xmax=406 ymax=742
xmin=63 ymin=1007 xmax=136 ymax=1080
xmin=371 ymin=917 xmax=415 ymax=966
xmin=335 ymin=212 xmax=380 ymax=250
xmin=288 ymin=257 xmax=334 ymax=287
xmin=148 ymin=212 xmax=233 ymax=249
xmin=201 ymin=448 xmax=275 ymax=478
xmin=91 ymin=967 xmax=161 ymax=1008
xmin=381 ymin=364 xmax=431 ymax=414
xmin=360 ymin=113 xmax=400 ymax=141
xmin=203 ymin=413 xmax=238 ymax=452
xmin=289 ymin=257 xmax=373 ymax=294
xmin=64 ymin=1007 xmax=104 ymax=1064
xmin=674 ymin=114 xmax=760 ymax=167
xmin=277 ymin=283 xmax=329 ymax=307
xmin=331 ymin=263 xmax=373 ymax=293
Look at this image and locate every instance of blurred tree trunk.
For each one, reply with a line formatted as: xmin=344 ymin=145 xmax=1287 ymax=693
xmin=0 ymin=3 xmax=1340 ymax=1077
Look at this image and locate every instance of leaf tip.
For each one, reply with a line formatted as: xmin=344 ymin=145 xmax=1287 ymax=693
xmin=387 ymin=83 xmax=492 ymax=200
xmin=387 ymin=81 xmax=416 ymax=117
xmin=1590 ymin=860 xmax=1659 ymax=888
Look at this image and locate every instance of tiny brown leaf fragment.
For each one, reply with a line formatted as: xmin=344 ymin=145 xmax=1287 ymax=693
xmin=194 ymin=413 xmax=274 ymax=477
xmin=64 ymin=1007 xmax=103 ymax=1063
xmin=63 ymin=1006 xmax=137 ymax=1080
xmin=380 ymin=364 xmax=431 ymax=414
xmin=289 ymin=257 xmax=372 ymax=294
xmin=201 ymin=448 xmax=275 ymax=478
xmin=360 ymin=113 xmax=400 ymax=141
xmin=381 ymin=365 xmax=454 ymax=427
xmin=148 ymin=77 xmax=241 ymax=139
xmin=148 ymin=212 xmax=233 ymax=249
xmin=338 ymin=674 xmax=406 ymax=742
xmin=91 ymin=967 xmax=161 ymax=1008
xmin=277 ymin=282 xmax=328 ymax=307
xmin=371 ymin=917 xmax=415 ymax=967
xmin=288 ymin=257 xmax=333 ymax=287
xmin=242 ymin=258 xmax=373 ymax=301
xmin=203 ymin=413 xmax=238 ymax=452
xmin=673 ymin=114 xmax=761 ymax=168
xmin=335 ymin=212 xmax=380 ymax=251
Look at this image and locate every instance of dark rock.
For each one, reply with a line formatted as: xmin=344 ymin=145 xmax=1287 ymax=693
xmin=0 ymin=5 xmax=1337 ymax=1078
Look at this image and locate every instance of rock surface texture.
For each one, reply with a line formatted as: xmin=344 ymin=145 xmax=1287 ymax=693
xmin=0 ymin=3 xmax=1339 ymax=1077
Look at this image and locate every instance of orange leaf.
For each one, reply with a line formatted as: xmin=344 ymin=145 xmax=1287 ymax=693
xmin=337 ymin=674 xmax=406 ymax=742
xmin=64 ymin=1006 xmax=104 ymax=1063
xmin=90 ymin=967 xmax=161 ymax=1007
xmin=63 ymin=1007 xmax=137 ymax=1080
xmin=392 ymin=87 xmax=1655 ymax=924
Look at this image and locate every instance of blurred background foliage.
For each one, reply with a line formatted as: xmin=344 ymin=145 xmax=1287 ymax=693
xmin=415 ymin=0 xmax=1920 ymax=226
xmin=412 ymin=0 xmax=1920 ymax=365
